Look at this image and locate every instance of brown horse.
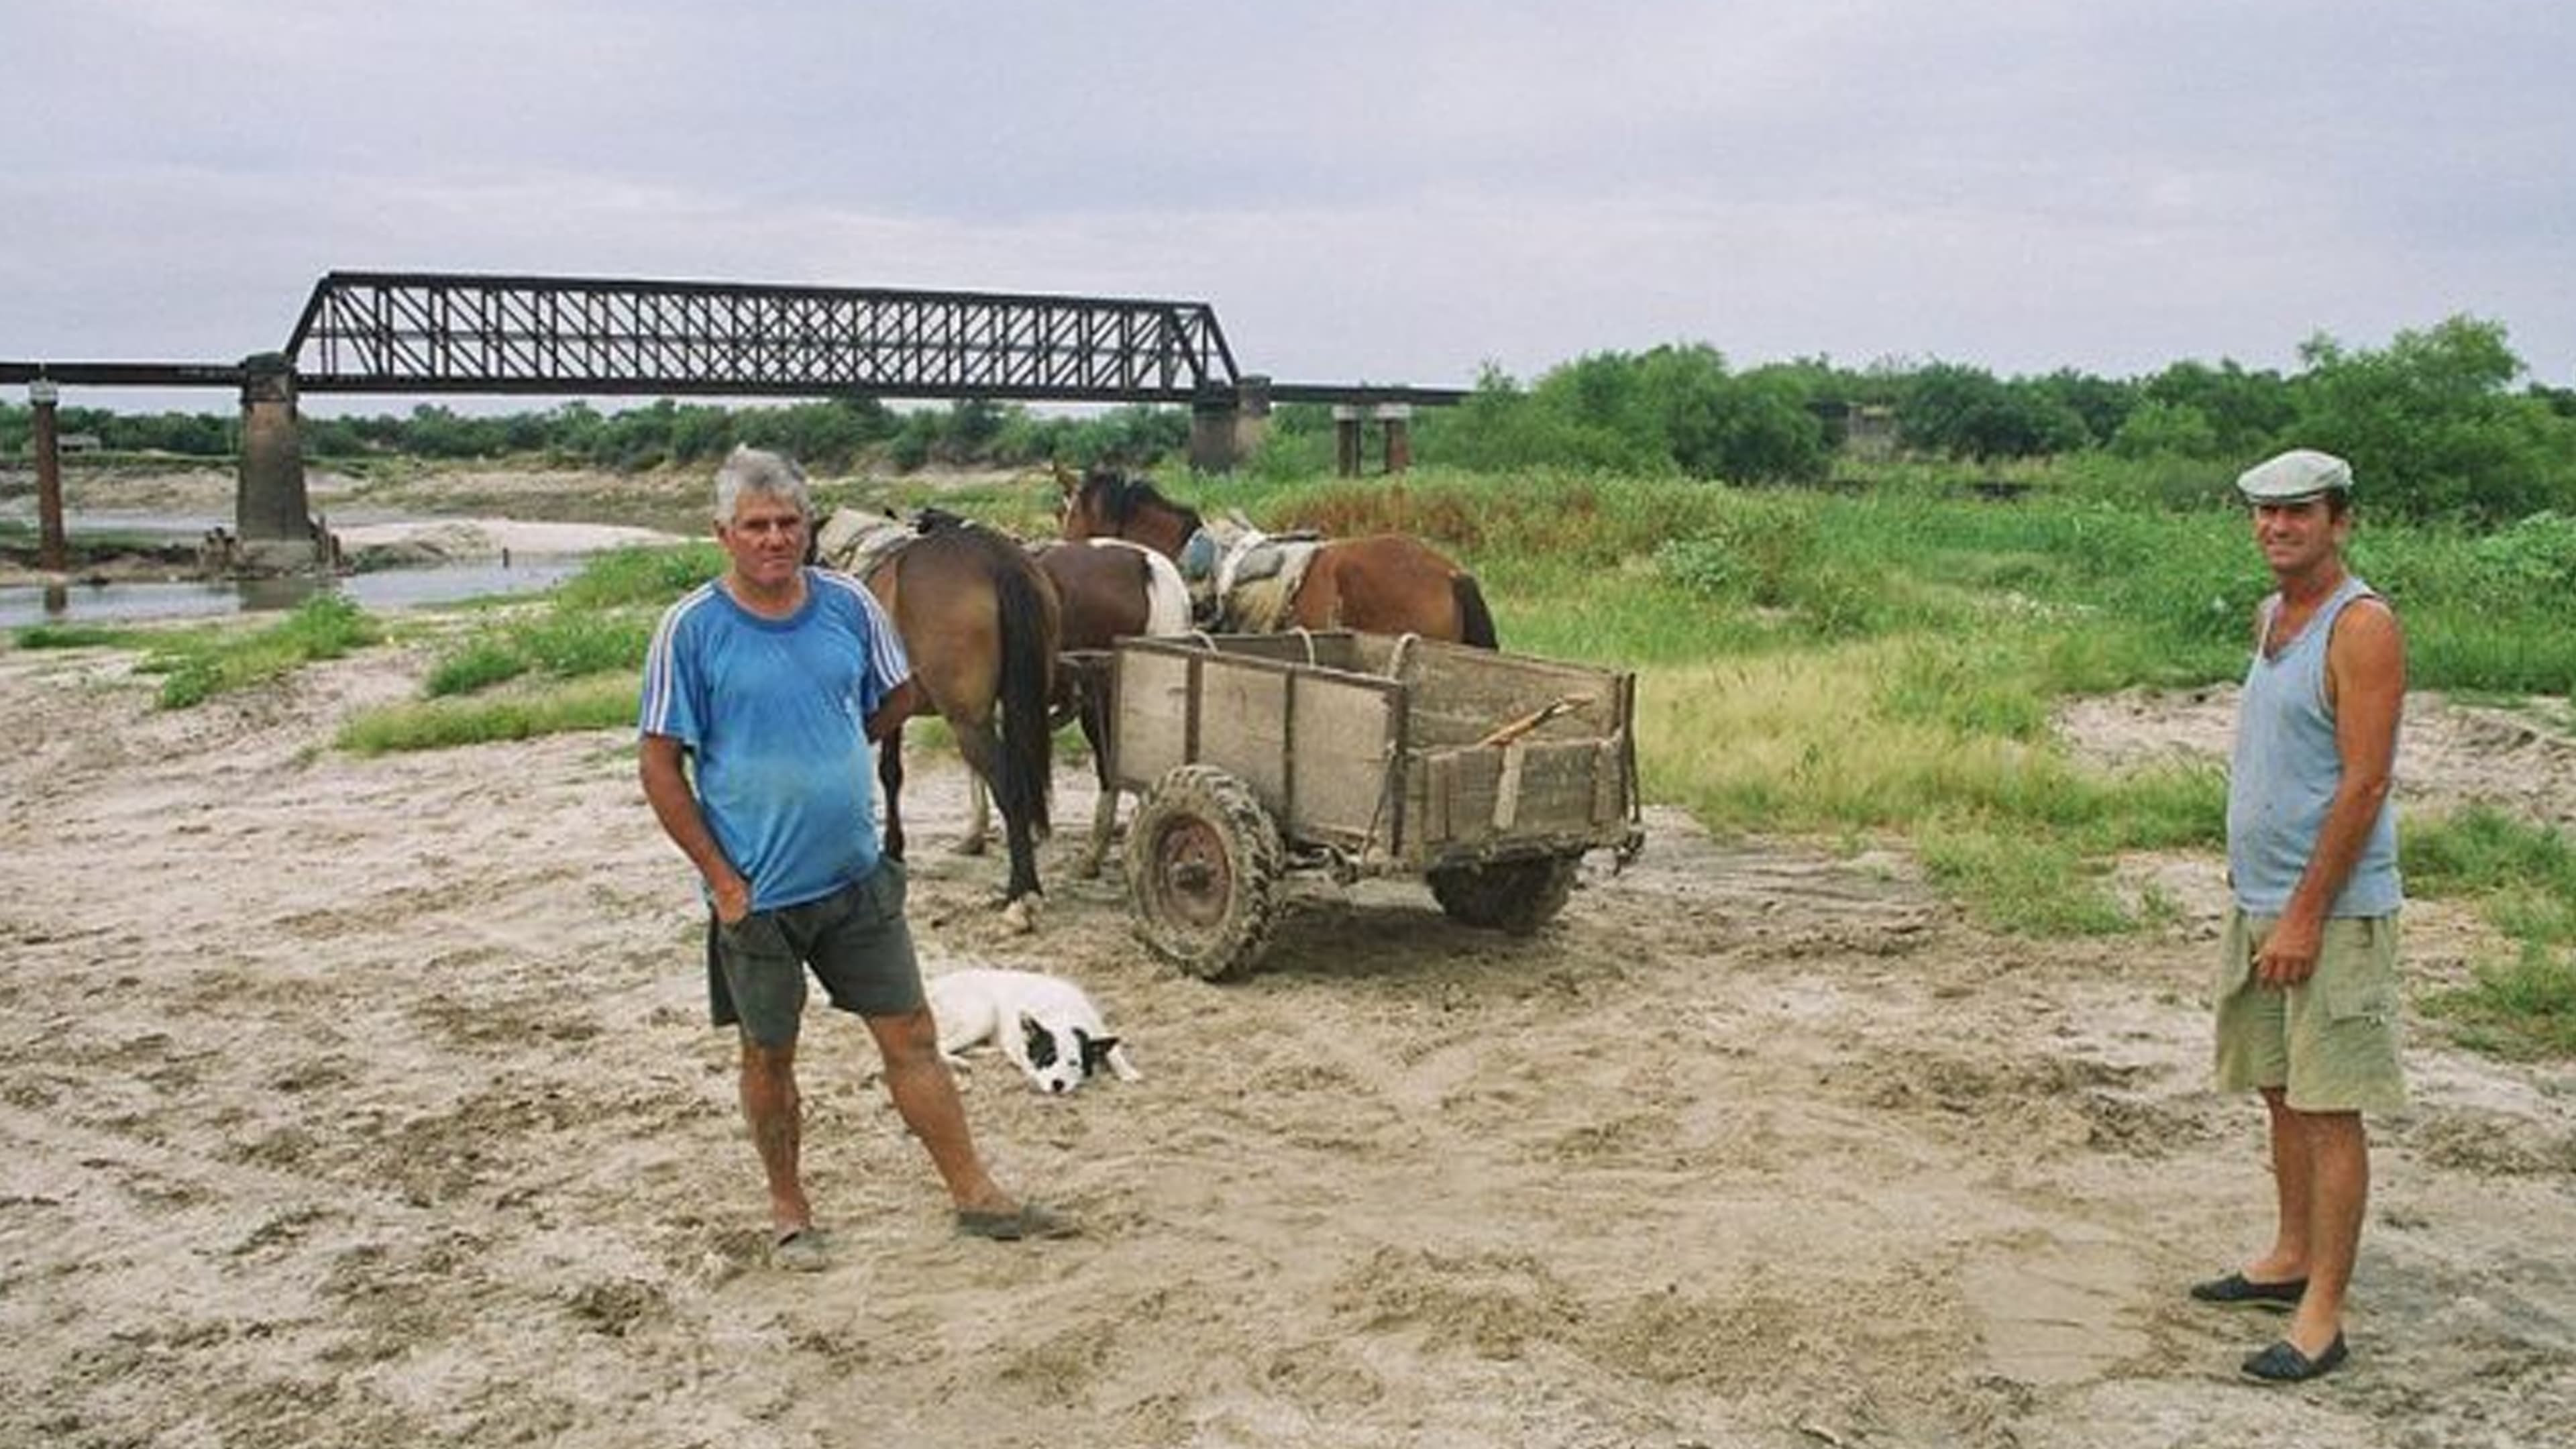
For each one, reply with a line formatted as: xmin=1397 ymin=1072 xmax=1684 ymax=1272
xmin=1054 ymin=465 xmax=1498 ymax=647
xmin=852 ymin=513 xmax=1061 ymax=930
xmin=1031 ymin=537 xmax=1191 ymax=877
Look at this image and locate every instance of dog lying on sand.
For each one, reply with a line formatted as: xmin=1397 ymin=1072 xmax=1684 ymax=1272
xmin=924 ymin=967 xmax=1141 ymax=1095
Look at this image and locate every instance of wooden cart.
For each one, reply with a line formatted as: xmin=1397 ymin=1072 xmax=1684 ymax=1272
xmin=1105 ymin=631 xmax=1644 ymax=979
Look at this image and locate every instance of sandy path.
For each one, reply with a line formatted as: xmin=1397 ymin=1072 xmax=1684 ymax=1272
xmin=3 ymin=635 xmax=2573 ymax=1446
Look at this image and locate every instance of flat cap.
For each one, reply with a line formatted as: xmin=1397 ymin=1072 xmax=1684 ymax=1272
xmin=2236 ymin=448 xmax=2353 ymax=502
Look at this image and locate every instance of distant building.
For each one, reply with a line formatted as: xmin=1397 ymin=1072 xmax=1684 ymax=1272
xmin=1841 ymin=406 xmax=1897 ymax=460
xmin=1809 ymin=401 xmax=1900 ymax=460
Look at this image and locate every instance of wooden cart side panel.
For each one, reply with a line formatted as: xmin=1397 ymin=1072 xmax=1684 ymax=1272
xmin=1195 ymin=663 xmax=1291 ymax=804
xmin=1287 ymin=678 xmax=1401 ymax=845
xmin=1406 ymin=739 xmax=1631 ymax=863
xmin=1110 ymin=640 xmax=1401 ymax=849
xmin=1108 ymin=647 xmax=1197 ymax=794
xmin=1392 ymin=648 xmax=1630 ymax=751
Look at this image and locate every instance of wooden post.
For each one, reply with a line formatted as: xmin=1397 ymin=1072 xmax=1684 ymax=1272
xmin=30 ymin=378 xmax=67 ymax=573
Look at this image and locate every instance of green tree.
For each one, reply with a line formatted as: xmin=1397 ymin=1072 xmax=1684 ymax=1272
xmin=2109 ymin=399 xmax=2222 ymax=459
xmin=2141 ymin=359 xmax=2296 ymax=459
xmin=2031 ymin=368 xmax=2139 ymax=447
xmin=1900 ymin=364 xmax=2089 ymax=460
xmin=2292 ymin=316 xmax=2576 ymax=523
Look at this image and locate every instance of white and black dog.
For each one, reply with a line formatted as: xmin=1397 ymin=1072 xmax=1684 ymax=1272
xmin=924 ymin=967 xmax=1141 ymax=1095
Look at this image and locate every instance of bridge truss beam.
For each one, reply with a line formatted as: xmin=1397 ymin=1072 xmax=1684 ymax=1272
xmin=280 ymin=271 xmax=1247 ymax=403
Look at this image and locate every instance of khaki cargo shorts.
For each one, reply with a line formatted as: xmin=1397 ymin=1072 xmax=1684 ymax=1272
xmin=2213 ymin=907 xmax=2406 ymax=1114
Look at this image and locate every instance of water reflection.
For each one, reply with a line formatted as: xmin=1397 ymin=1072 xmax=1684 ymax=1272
xmin=238 ymin=573 xmax=329 ymax=613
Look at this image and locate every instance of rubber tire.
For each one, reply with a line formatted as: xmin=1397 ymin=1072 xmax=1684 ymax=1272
xmin=1124 ymin=764 xmax=1286 ymax=980
xmin=1428 ymin=853 xmax=1580 ymax=935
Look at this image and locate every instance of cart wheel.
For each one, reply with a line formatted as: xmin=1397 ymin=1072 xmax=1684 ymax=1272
xmin=1124 ymin=764 xmax=1285 ymax=980
xmin=1428 ymin=854 xmax=1580 ymax=935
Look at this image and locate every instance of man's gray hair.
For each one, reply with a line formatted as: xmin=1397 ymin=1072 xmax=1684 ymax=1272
xmin=713 ymin=445 xmax=813 ymax=525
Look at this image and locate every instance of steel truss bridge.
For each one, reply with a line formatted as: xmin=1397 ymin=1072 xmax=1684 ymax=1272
xmin=1 ymin=270 xmax=1462 ymax=409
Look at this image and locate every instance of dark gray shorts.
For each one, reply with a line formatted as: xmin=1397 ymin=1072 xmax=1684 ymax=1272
xmin=707 ymin=860 xmax=920 ymax=1046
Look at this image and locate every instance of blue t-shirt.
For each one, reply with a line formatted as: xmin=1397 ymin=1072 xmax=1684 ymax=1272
xmin=639 ymin=568 xmax=911 ymax=910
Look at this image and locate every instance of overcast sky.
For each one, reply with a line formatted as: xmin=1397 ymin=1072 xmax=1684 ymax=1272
xmin=5 ymin=0 xmax=2571 ymax=417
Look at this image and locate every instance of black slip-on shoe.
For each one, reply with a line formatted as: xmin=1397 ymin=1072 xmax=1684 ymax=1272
xmin=955 ymin=1204 xmax=1079 ymax=1241
xmin=2190 ymin=1271 xmax=2308 ymax=1307
xmin=2242 ymin=1332 xmax=2348 ymax=1383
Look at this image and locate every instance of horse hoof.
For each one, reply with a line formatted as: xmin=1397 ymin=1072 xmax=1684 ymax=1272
xmin=1002 ymin=896 xmax=1040 ymax=934
xmin=1071 ymin=853 xmax=1104 ymax=881
xmin=953 ymin=839 xmax=989 ymax=858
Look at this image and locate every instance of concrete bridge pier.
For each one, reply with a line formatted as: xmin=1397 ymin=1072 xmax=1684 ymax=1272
xmin=1188 ymin=374 xmax=1272 ymax=473
xmin=1377 ymin=402 xmax=1413 ymax=473
xmin=28 ymin=379 xmax=68 ymax=572
xmin=231 ymin=352 xmax=333 ymax=572
xmin=1332 ymin=402 xmax=1416 ymax=478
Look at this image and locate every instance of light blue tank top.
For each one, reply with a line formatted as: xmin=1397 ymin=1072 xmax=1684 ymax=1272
xmin=2226 ymin=575 xmax=2402 ymax=916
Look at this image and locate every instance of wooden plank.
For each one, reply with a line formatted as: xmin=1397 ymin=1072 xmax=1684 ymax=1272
xmin=1408 ymin=684 xmax=1621 ymax=751
xmin=1397 ymin=646 xmax=1625 ymax=751
xmin=1109 ymin=647 xmax=1194 ymax=790
xmin=1413 ymin=741 xmax=1621 ymax=851
xmin=1192 ymin=661 xmax=1289 ymax=805
xmin=1592 ymin=738 xmax=1624 ymax=826
xmin=1285 ymin=672 xmax=1398 ymax=841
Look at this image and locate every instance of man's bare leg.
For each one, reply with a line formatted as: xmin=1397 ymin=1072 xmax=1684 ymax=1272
xmin=740 ymin=1036 xmax=813 ymax=1236
xmin=865 ymin=1006 xmax=1015 ymax=1214
xmin=2244 ymin=1086 xmax=2314 ymax=1284
xmin=2286 ymin=1108 xmax=2369 ymax=1355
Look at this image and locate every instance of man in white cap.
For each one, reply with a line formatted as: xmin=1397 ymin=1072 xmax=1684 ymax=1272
xmin=2190 ymin=447 xmax=2406 ymax=1383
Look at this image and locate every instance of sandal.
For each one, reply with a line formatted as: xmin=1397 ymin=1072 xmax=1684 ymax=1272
xmin=769 ymin=1227 xmax=832 ymax=1273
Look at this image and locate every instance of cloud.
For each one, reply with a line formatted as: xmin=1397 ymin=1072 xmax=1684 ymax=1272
xmin=6 ymin=0 xmax=2573 ymax=419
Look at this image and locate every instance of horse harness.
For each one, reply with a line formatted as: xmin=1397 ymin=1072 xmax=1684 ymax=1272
xmin=1181 ymin=524 xmax=1324 ymax=633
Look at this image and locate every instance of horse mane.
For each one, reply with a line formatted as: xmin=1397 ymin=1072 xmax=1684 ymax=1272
xmin=1089 ymin=468 xmax=1202 ymax=538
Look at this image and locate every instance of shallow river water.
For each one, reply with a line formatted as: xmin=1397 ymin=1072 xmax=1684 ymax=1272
xmin=0 ymin=509 xmax=590 ymax=629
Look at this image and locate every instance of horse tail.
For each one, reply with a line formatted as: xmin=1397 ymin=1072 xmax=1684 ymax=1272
xmin=1453 ymin=572 xmax=1500 ymax=649
xmin=989 ymin=539 xmax=1058 ymax=839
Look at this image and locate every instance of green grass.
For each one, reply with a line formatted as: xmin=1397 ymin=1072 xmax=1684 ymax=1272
xmin=551 ymin=542 xmax=724 ymax=608
xmin=2423 ymin=946 xmax=2576 ymax=1059
xmin=2402 ymin=806 xmax=2576 ymax=1056
xmin=366 ymin=541 xmax=720 ymax=727
xmin=10 ymin=595 xmax=384 ymax=708
xmin=14 ymin=623 xmax=149 ymax=651
xmin=338 ymin=674 xmax=643 ymax=753
xmin=154 ymin=596 xmax=384 ymax=706
xmin=421 ymin=610 xmax=659 ymax=697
